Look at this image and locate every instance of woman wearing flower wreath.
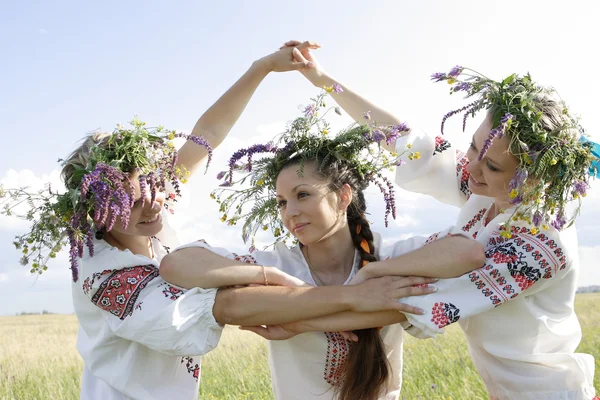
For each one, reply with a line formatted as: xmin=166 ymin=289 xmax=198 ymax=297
xmin=280 ymin=40 xmax=598 ymax=399
xmin=158 ymin=86 xmax=488 ymax=398
xmin=0 ymin=45 xmax=443 ymax=400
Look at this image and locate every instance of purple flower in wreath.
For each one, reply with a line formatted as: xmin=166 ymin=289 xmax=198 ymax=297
xmin=303 ymin=104 xmax=317 ymax=117
xmin=431 ymin=72 xmax=447 ymax=82
xmin=448 ymin=65 xmax=464 ymax=78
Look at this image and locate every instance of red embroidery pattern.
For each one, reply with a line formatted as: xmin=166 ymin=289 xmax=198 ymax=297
xmin=455 ymin=151 xmax=471 ymax=198
xmin=232 ymin=253 xmax=258 ymax=264
xmin=469 ymin=230 xmax=564 ymax=307
xmin=461 ymin=208 xmax=488 ymax=236
xmin=433 ymin=136 xmax=451 ymax=155
xmin=82 ymin=269 xmax=113 ymax=295
xmin=323 ymin=332 xmax=351 ymax=386
xmin=431 ymin=302 xmax=460 ymax=328
xmin=424 ymin=232 xmax=440 ymax=245
xmin=181 ymin=356 xmax=200 ymax=381
xmin=162 ymin=284 xmax=184 ymax=300
xmin=90 ymin=265 xmax=158 ymax=320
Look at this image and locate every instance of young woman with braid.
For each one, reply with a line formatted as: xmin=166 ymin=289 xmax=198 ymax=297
xmin=159 ymin=96 xmax=487 ymax=399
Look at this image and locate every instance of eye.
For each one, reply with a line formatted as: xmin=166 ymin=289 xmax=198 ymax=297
xmin=277 ymin=200 xmax=287 ymax=208
xmin=486 ymin=162 xmax=500 ymax=172
xmin=297 ymin=191 xmax=309 ymax=199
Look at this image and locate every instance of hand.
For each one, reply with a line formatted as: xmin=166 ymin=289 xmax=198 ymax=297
xmin=348 ymin=276 xmax=438 ymax=314
xmin=337 ymin=330 xmax=359 ymax=342
xmin=239 ymin=324 xmax=298 ymax=340
xmin=347 ymin=266 xmax=371 ymax=285
xmin=279 ymin=40 xmax=326 ymax=86
xmin=254 ymin=42 xmax=320 ymax=74
xmin=265 ymin=266 xmax=311 ymax=287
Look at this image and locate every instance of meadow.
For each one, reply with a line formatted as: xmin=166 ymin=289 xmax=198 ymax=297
xmin=1 ymin=293 xmax=598 ymax=399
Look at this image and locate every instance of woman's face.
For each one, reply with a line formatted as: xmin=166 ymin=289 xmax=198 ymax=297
xmin=275 ymin=163 xmax=350 ymax=245
xmin=105 ymin=175 xmax=166 ymax=239
xmin=466 ymin=114 xmax=520 ymax=206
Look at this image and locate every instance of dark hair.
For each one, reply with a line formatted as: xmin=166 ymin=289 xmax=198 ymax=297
xmin=283 ymin=154 xmax=390 ymax=400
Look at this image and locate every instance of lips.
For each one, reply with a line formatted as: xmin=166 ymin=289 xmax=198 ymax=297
xmin=293 ymin=223 xmax=309 ymax=233
xmin=139 ymin=213 xmax=161 ymax=226
xmin=469 ymin=175 xmax=487 ymax=187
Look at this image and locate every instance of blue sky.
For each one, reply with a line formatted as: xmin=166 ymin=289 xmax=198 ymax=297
xmin=1 ymin=0 xmax=599 ymax=315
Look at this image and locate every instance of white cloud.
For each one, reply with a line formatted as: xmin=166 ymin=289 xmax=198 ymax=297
xmin=0 ymin=273 xmax=8 ymax=282
xmin=578 ymin=246 xmax=600 ymax=288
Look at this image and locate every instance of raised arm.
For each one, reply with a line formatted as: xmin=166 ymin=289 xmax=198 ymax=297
xmin=281 ymin=40 xmax=407 ymax=152
xmin=177 ymin=43 xmax=319 ymax=176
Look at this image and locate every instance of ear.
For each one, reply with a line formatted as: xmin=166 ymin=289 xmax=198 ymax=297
xmin=338 ymin=183 xmax=353 ymax=211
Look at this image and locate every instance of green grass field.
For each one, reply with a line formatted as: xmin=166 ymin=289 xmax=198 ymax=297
xmin=1 ymin=294 xmax=598 ymax=399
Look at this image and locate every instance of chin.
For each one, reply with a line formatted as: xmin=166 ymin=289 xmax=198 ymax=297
xmin=468 ymin=183 xmax=487 ymax=196
xmin=136 ymin=221 xmax=163 ymax=237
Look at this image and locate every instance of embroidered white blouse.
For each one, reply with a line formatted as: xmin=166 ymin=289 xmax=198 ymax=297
xmin=393 ymin=130 xmax=596 ymax=400
xmin=186 ymin=232 xmax=434 ymax=400
xmin=72 ymin=193 xmax=223 ymax=400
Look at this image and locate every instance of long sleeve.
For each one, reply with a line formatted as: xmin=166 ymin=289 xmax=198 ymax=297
xmin=400 ymin=224 xmax=572 ymax=338
xmin=394 ymin=129 xmax=470 ymax=208
xmin=79 ymin=249 xmax=222 ymax=357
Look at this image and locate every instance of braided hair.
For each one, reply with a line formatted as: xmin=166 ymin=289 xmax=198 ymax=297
xmin=283 ymin=154 xmax=390 ymax=400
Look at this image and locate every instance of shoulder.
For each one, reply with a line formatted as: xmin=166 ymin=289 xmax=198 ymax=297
xmin=78 ymin=240 xmax=158 ymax=287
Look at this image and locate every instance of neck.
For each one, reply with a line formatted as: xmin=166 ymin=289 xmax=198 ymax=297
xmin=104 ymin=232 xmax=154 ymax=258
xmin=303 ymin=227 xmax=356 ymax=284
xmin=488 ymin=198 xmax=513 ymax=221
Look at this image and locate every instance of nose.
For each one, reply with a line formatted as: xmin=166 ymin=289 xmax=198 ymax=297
xmin=284 ymin=202 xmax=300 ymax=219
xmin=145 ymin=192 xmax=165 ymax=213
xmin=465 ymin=158 xmax=480 ymax=176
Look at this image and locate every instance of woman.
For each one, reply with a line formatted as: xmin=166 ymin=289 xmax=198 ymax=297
xmin=159 ymin=91 xmax=486 ymax=400
xmin=281 ymin=40 xmax=597 ymax=399
xmin=1 ymin=45 xmax=437 ymax=400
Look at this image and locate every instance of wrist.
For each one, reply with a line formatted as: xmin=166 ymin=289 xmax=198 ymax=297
xmin=263 ymin=266 xmax=280 ymax=285
xmin=360 ymin=264 xmax=375 ymax=280
xmin=306 ymin=70 xmax=332 ymax=88
xmin=342 ymin=285 xmax=361 ymax=312
xmin=250 ymin=58 xmax=272 ymax=77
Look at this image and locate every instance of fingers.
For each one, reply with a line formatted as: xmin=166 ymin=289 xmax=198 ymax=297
xmin=280 ymin=40 xmax=321 ymax=52
xmin=338 ymin=330 xmax=359 ymax=342
xmin=295 ymin=40 xmax=321 ymax=51
xmin=394 ymin=302 xmax=427 ymax=315
xmin=394 ymin=283 xmax=437 ymax=298
xmin=239 ymin=325 xmax=269 ymax=338
xmin=291 ymin=48 xmax=314 ymax=69
xmin=389 ymin=276 xmax=439 ymax=287
xmin=279 ymin=39 xmax=302 ymax=50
